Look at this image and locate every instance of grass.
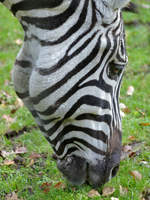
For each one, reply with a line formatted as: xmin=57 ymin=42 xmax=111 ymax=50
xmin=0 ymin=1 xmax=150 ymax=199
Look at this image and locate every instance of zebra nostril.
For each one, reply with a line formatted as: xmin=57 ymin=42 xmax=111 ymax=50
xmin=111 ymin=165 xmax=119 ymax=178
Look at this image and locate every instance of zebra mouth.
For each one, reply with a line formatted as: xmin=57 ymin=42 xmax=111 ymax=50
xmin=55 ymin=152 xmax=120 ymax=187
xmin=57 ymin=155 xmax=109 ymax=187
xmin=86 ymin=161 xmax=107 ymax=187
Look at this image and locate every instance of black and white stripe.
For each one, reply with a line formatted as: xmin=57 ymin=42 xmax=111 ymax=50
xmin=1 ymin=0 xmax=128 ymax=164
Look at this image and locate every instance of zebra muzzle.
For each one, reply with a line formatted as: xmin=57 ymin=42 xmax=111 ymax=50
xmin=57 ymin=154 xmax=120 ymax=187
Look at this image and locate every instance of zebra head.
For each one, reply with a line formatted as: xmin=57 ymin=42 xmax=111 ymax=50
xmin=0 ymin=0 xmax=130 ymax=188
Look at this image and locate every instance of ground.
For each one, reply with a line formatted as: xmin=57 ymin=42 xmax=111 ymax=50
xmin=0 ymin=0 xmax=150 ymax=199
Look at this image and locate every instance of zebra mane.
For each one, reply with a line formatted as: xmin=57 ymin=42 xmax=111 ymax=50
xmin=94 ymin=0 xmax=130 ymax=24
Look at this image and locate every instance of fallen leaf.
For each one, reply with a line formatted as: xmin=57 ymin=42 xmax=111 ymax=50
xmin=15 ymin=98 xmax=24 ymax=108
xmin=88 ymin=189 xmax=100 ymax=198
xmin=119 ymin=185 xmax=128 ymax=196
xmin=1 ymin=147 xmax=28 ymax=159
xmin=122 ymin=145 xmax=132 ymax=153
xmin=120 ymin=110 xmax=125 ymax=118
xmin=71 ymin=187 xmax=76 ymax=191
xmin=139 ymin=123 xmax=150 ymax=127
xmin=3 ymin=160 xmax=15 ymax=166
xmin=140 ymin=161 xmax=148 ymax=165
xmin=111 ymin=197 xmax=119 ymax=200
xmin=41 ymin=182 xmax=52 ymax=193
xmin=1 ymin=150 xmax=14 ymax=158
xmin=5 ymin=192 xmax=22 ymax=200
xmin=130 ymin=170 xmax=142 ymax=180
xmin=2 ymin=114 xmax=15 ymax=124
xmin=102 ymin=187 xmax=115 ymax=197
xmin=121 ymin=142 xmax=143 ymax=160
xmin=129 ymin=151 xmax=137 ymax=158
xmin=126 ymin=86 xmax=134 ymax=96
xmin=29 ymin=153 xmax=41 ymax=160
xmin=119 ymin=103 xmax=126 ymax=109
xmin=41 ymin=182 xmax=52 ymax=188
xmin=15 ymin=39 xmax=23 ymax=45
xmin=140 ymin=161 xmax=150 ymax=168
xmin=10 ymin=108 xmax=18 ymax=114
xmin=120 ymin=103 xmax=126 ymax=118
xmin=128 ymin=136 xmax=136 ymax=141
xmin=54 ymin=182 xmax=66 ymax=189
xmin=141 ymin=4 xmax=150 ymax=9
xmin=122 ymin=107 xmax=131 ymax=114
xmin=15 ymin=147 xmax=27 ymax=154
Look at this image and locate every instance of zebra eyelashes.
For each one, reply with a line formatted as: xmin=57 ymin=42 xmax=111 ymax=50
xmin=107 ymin=63 xmax=124 ymax=79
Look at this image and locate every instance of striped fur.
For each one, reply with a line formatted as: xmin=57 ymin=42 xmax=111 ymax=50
xmin=1 ymin=0 xmax=129 ymax=187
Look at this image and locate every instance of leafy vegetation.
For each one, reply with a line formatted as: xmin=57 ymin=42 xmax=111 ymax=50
xmin=0 ymin=0 xmax=150 ymax=199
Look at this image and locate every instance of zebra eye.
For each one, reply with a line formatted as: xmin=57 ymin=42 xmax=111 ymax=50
xmin=108 ymin=63 xmax=124 ymax=79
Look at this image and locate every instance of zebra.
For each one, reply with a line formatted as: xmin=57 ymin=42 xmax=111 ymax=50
xmin=0 ymin=0 xmax=130 ymax=187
